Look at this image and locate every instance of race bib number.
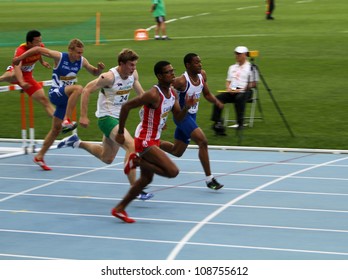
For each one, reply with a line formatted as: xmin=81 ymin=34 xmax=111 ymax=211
xmin=113 ymin=94 xmax=129 ymax=105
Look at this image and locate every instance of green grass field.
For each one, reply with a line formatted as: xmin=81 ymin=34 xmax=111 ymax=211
xmin=1 ymin=0 xmax=347 ymax=150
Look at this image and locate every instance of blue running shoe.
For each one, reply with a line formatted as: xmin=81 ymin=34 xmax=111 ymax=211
xmin=137 ymin=191 xmax=154 ymax=201
xmin=57 ymin=134 xmax=80 ymax=149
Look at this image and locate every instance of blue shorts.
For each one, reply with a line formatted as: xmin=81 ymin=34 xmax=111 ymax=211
xmin=49 ymin=86 xmax=68 ymax=120
xmin=174 ymin=113 xmax=198 ymax=144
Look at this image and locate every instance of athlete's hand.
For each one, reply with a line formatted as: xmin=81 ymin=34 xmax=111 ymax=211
xmin=19 ymin=81 xmax=30 ymax=90
xmin=12 ymin=57 xmax=21 ymax=66
xmin=97 ymin=62 xmax=105 ymax=72
xmin=41 ymin=61 xmax=51 ymax=69
xmin=184 ymin=94 xmax=196 ymax=109
xmin=115 ymin=133 xmax=125 ymax=145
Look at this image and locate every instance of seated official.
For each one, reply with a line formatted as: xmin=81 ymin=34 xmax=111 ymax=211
xmin=211 ymin=46 xmax=258 ymax=135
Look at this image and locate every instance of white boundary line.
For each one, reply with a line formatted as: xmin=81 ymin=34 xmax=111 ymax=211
xmin=191 ymin=144 xmax=348 ymax=154
xmin=0 ymin=162 xmax=121 ymax=203
xmin=1 ymin=139 xmax=348 ymax=154
xmin=1 ymin=227 xmax=348 ymax=258
xmin=166 ymin=155 xmax=348 ymax=260
xmin=0 ymin=253 xmax=64 ymax=260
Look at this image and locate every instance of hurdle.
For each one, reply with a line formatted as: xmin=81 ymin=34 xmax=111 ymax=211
xmin=0 ymin=80 xmax=52 ymax=155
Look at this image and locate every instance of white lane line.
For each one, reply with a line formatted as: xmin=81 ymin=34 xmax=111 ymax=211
xmin=1 ymin=228 xmax=348 ymax=258
xmin=237 ymin=6 xmax=259 ymax=10
xmin=0 ymin=253 xmax=66 ymax=260
xmin=166 ymin=156 xmax=348 ymax=260
xmin=1 ymin=208 xmax=348 ymax=234
xmin=0 ymin=163 xmax=120 ymax=203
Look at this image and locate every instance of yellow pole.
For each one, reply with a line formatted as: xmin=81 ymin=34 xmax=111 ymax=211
xmin=96 ymin=12 xmax=100 ymax=46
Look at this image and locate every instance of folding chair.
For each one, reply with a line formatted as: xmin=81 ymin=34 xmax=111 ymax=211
xmin=223 ymin=87 xmax=264 ymax=128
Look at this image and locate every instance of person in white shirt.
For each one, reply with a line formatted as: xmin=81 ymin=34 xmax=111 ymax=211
xmin=57 ymin=48 xmax=153 ymax=201
xmin=211 ymin=46 xmax=258 ymax=134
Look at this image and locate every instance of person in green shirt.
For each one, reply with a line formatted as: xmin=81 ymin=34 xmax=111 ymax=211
xmin=150 ymin=0 xmax=170 ymax=40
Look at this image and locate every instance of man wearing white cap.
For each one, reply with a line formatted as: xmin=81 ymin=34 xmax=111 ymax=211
xmin=211 ymin=46 xmax=258 ymax=134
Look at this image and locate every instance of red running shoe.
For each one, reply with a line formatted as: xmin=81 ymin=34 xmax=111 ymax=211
xmin=111 ymin=208 xmax=135 ymax=223
xmin=124 ymin=152 xmax=138 ymax=175
xmin=61 ymin=119 xmax=78 ymax=134
xmin=33 ymin=157 xmax=52 ymax=171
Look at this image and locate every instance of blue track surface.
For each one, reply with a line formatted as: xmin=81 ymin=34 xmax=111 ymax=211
xmin=1 ymin=144 xmax=348 ymax=260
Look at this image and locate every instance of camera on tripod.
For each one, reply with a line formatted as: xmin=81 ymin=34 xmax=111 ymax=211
xmin=248 ymin=50 xmax=259 ymax=58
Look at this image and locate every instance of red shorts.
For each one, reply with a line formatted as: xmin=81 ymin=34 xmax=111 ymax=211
xmin=7 ymin=67 xmax=43 ymax=96
xmin=134 ymin=138 xmax=160 ymax=154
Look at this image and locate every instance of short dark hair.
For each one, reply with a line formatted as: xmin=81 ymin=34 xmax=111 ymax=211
xmin=183 ymin=53 xmax=198 ymax=65
xmin=26 ymin=30 xmax=41 ymax=43
xmin=154 ymin=61 xmax=171 ymax=76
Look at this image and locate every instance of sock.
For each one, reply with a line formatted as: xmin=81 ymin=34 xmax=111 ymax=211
xmin=206 ymin=175 xmax=214 ymax=183
xmin=73 ymin=140 xmax=81 ymax=149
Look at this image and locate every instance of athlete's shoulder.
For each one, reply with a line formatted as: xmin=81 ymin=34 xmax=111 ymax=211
xmin=173 ymin=74 xmax=187 ymax=90
xmin=14 ymin=44 xmax=28 ymax=56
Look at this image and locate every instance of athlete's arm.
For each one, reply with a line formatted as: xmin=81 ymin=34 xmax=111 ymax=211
xmin=79 ymin=71 xmax=113 ymax=128
xmin=201 ymin=70 xmax=224 ymax=109
xmin=12 ymin=46 xmax=61 ymax=66
xmin=172 ymin=93 xmax=197 ymax=122
xmin=82 ymin=58 xmax=105 ymax=76
xmin=132 ymin=70 xmax=145 ymax=96
xmin=39 ymin=57 xmax=51 ymax=69
xmin=116 ymin=87 xmax=159 ymax=145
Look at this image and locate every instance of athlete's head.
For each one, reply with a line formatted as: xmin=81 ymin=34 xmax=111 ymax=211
xmin=68 ymin=39 xmax=85 ymax=61
xmin=68 ymin=38 xmax=84 ymax=50
xmin=154 ymin=61 xmax=171 ymax=76
xmin=117 ymin=49 xmax=139 ymax=76
xmin=154 ymin=61 xmax=175 ymax=84
xmin=184 ymin=53 xmax=202 ymax=74
xmin=26 ymin=30 xmax=41 ymax=43
xmin=26 ymin=30 xmax=42 ymax=48
xmin=184 ymin=53 xmax=198 ymax=66
xmin=118 ymin=48 xmax=139 ymax=65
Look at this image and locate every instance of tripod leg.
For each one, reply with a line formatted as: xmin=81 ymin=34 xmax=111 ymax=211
xmin=254 ymin=86 xmax=264 ymax=120
xmin=257 ymin=66 xmax=295 ymax=137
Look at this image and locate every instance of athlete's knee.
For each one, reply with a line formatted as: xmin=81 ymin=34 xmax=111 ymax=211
xmin=101 ymin=157 xmax=113 ymax=164
xmin=167 ymin=166 xmax=179 ymax=178
xmin=168 ymin=144 xmax=186 ymax=157
xmin=74 ymin=85 xmax=83 ymax=95
xmin=197 ymin=138 xmax=208 ymax=149
xmin=52 ymin=124 xmax=62 ymax=136
xmin=99 ymin=152 xmax=114 ymax=164
xmin=171 ymin=149 xmax=184 ymax=157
